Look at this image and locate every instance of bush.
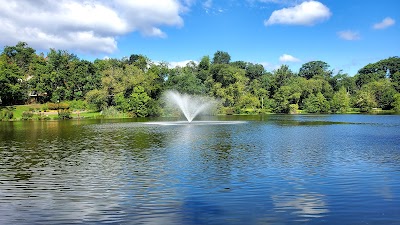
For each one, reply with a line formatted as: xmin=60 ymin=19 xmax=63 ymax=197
xmin=41 ymin=104 xmax=49 ymax=112
xmin=58 ymin=109 xmax=72 ymax=120
xmin=101 ymin=106 xmax=122 ymax=118
xmin=37 ymin=114 xmax=51 ymax=120
xmin=0 ymin=107 xmax=14 ymax=120
xmin=85 ymin=89 xmax=107 ymax=111
xmin=47 ymin=102 xmax=70 ymax=110
xmin=66 ymin=100 xmax=88 ymax=111
xmin=47 ymin=103 xmax=57 ymax=110
xmin=22 ymin=111 xmax=34 ymax=120
xmin=289 ymin=104 xmax=299 ymax=114
xmin=224 ymin=107 xmax=235 ymax=115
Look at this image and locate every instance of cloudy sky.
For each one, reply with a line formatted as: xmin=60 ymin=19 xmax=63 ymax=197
xmin=0 ymin=0 xmax=398 ymax=75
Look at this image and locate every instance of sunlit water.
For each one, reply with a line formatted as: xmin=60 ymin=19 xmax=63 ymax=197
xmin=1 ymin=115 xmax=399 ymax=224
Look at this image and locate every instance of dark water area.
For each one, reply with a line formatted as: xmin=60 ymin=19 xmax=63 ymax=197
xmin=1 ymin=115 xmax=399 ymax=224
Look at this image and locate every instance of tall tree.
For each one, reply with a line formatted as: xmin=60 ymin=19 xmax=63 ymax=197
xmin=245 ymin=63 xmax=265 ymax=80
xmin=331 ymin=87 xmax=350 ymax=113
xmin=128 ymin=54 xmax=149 ymax=71
xmin=356 ymin=56 xmax=400 ymax=88
xmin=3 ymin=42 xmax=35 ymax=75
xmin=212 ymin=51 xmax=231 ymax=64
xmin=0 ymin=55 xmax=26 ymax=105
xmin=299 ymin=61 xmax=332 ymax=80
xmin=197 ymin=56 xmax=210 ymax=82
xmin=303 ymin=92 xmax=330 ymax=113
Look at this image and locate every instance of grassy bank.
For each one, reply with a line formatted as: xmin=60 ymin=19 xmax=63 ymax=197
xmin=0 ymin=104 xmax=132 ymax=121
xmin=1 ymin=104 xmax=398 ymax=121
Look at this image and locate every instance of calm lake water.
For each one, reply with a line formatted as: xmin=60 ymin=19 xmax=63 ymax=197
xmin=1 ymin=115 xmax=399 ymax=224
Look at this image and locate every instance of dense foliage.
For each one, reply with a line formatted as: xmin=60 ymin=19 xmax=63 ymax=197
xmin=1 ymin=42 xmax=400 ymax=117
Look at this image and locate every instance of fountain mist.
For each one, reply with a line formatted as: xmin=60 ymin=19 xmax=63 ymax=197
xmin=165 ymin=91 xmax=215 ymax=122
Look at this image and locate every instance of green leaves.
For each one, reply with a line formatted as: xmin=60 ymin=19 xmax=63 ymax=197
xmin=304 ymin=93 xmax=330 ymax=113
xmin=115 ymin=86 xmax=150 ymax=117
xmin=0 ymin=42 xmax=399 ymax=115
xmin=299 ymin=61 xmax=332 ymax=80
xmin=212 ymin=51 xmax=231 ymax=65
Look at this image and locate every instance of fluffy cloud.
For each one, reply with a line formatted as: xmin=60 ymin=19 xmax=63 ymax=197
xmin=115 ymin=0 xmax=184 ymax=37
xmin=373 ymin=17 xmax=395 ymax=30
xmin=168 ymin=60 xmax=198 ymax=68
xmin=203 ymin=0 xmax=213 ymax=9
xmin=279 ymin=54 xmax=301 ymax=63
xmin=264 ymin=1 xmax=331 ymax=26
xmin=0 ymin=0 xmax=186 ymax=54
xmin=337 ymin=30 xmax=360 ymax=41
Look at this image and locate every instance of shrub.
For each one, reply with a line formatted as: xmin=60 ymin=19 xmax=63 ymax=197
xmin=224 ymin=107 xmax=235 ymax=115
xmin=22 ymin=111 xmax=34 ymax=120
xmin=41 ymin=104 xmax=49 ymax=112
xmin=66 ymin=100 xmax=88 ymax=111
xmin=101 ymin=106 xmax=122 ymax=118
xmin=47 ymin=102 xmax=70 ymax=110
xmin=58 ymin=109 xmax=72 ymax=120
xmin=37 ymin=114 xmax=51 ymax=120
xmin=0 ymin=107 xmax=14 ymax=120
xmin=47 ymin=103 xmax=57 ymax=110
xmin=85 ymin=89 xmax=108 ymax=111
xmin=289 ymin=104 xmax=299 ymax=114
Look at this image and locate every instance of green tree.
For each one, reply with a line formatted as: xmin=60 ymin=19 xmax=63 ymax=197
xmin=212 ymin=51 xmax=231 ymax=64
xmin=115 ymin=86 xmax=150 ymax=117
xmin=303 ymin=92 xmax=330 ymax=113
xmin=362 ymin=80 xmax=396 ymax=110
xmin=197 ymin=56 xmax=211 ymax=83
xmin=85 ymin=89 xmax=108 ymax=111
xmin=166 ymin=66 xmax=205 ymax=95
xmin=353 ymin=89 xmax=377 ymax=112
xmin=299 ymin=61 xmax=332 ymax=80
xmin=210 ymin=64 xmax=239 ymax=88
xmin=248 ymin=79 xmax=269 ymax=110
xmin=0 ymin=54 xmax=26 ymax=105
xmin=355 ymin=57 xmax=400 ymax=88
xmin=330 ymin=88 xmax=350 ymax=113
xmin=273 ymin=86 xmax=292 ymax=113
xmin=3 ymin=42 xmax=35 ymax=75
xmin=245 ymin=63 xmax=265 ymax=80
xmin=391 ymin=71 xmax=400 ymax=92
xmin=392 ymin=93 xmax=400 ymax=112
xmin=128 ymin=54 xmax=149 ymax=71
xmin=332 ymin=72 xmax=356 ymax=93
xmin=230 ymin=61 xmax=247 ymax=69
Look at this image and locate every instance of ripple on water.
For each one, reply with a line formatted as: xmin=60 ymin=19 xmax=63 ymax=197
xmin=0 ymin=115 xmax=400 ymax=224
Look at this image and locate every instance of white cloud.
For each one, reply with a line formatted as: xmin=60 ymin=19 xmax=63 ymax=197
xmin=0 ymin=0 xmax=187 ymax=54
xmin=337 ymin=30 xmax=360 ymax=41
xmin=115 ymin=0 xmax=184 ymax=36
xmin=279 ymin=54 xmax=301 ymax=63
xmin=203 ymin=0 xmax=213 ymax=9
xmin=259 ymin=61 xmax=280 ymax=71
xmin=264 ymin=1 xmax=331 ymax=26
xmin=168 ymin=60 xmax=198 ymax=68
xmin=373 ymin=17 xmax=395 ymax=30
xmin=254 ymin=0 xmax=294 ymax=4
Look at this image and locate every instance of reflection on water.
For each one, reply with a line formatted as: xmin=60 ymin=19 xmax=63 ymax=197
xmin=273 ymin=193 xmax=328 ymax=219
xmin=1 ymin=115 xmax=400 ymax=224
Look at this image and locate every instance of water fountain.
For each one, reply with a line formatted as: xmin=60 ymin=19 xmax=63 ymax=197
xmin=165 ymin=90 xmax=214 ymax=123
xmin=145 ymin=90 xmax=245 ymax=126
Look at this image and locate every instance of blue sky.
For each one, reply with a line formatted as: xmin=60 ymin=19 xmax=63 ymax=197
xmin=0 ymin=0 xmax=398 ymax=75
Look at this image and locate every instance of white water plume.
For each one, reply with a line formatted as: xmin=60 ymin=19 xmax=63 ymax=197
xmin=164 ymin=90 xmax=215 ymax=122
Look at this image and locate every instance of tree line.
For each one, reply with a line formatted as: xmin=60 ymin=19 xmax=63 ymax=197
xmin=1 ymin=42 xmax=400 ymax=117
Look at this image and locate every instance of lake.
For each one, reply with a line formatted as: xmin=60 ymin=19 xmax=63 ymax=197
xmin=1 ymin=115 xmax=399 ymax=224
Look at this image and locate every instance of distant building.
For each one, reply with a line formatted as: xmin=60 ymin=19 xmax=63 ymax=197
xmin=28 ymin=91 xmax=47 ymax=104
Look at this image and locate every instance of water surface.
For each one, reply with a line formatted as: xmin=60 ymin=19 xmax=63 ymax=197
xmin=1 ymin=115 xmax=399 ymax=224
